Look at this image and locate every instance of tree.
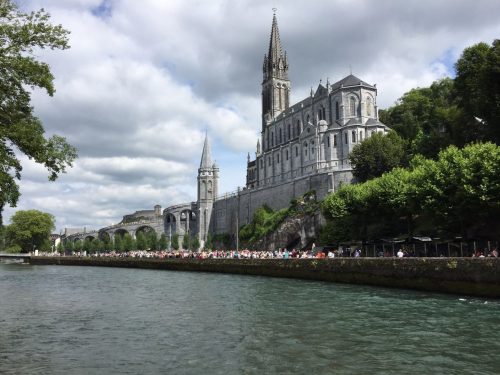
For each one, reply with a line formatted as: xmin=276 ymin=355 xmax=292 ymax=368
xmin=147 ymin=231 xmax=158 ymax=251
xmin=171 ymin=234 xmax=179 ymax=250
xmin=4 ymin=209 xmax=55 ymax=252
xmin=158 ymin=233 xmax=168 ymax=250
xmin=65 ymin=239 xmax=74 ymax=253
xmin=123 ymin=233 xmax=135 ymax=251
xmin=182 ymin=233 xmax=190 ymax=250
xmin=191 ymin=235 xmax=200 ymax=251
xmin=0 ymin=0 xmax=77 ymax=226
xmin=82 ymin=238 xmax=92 ymax=253
xmin=204 ymin=233 xmax=213 ymax=251
xmin=455 ymin=40 xmax=500 ymax=144
xmin=349 ymin=131 xmax=405 ymax=182
xmin=113 ymin=235 xmax=123 ymax=252
xmin=56 ymin=241 xmax=64 ymax=254
xmin=74 ymin=240 xmax=83 ymax=252
xmin=136 ymin=232 xmax=146 ymax=250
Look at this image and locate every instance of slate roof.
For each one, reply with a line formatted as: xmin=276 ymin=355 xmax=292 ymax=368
xmin=330 ymin=74 xmax=375 ymax=90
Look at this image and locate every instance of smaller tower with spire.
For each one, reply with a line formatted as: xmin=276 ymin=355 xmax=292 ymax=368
xmin=197 ymin=134 xmax=218 ymax=244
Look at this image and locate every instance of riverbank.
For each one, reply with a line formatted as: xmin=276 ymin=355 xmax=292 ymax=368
xmin=30 ymin=256 xmax=500 ymax=298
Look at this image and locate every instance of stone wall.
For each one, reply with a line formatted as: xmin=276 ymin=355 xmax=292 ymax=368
xmin=30 ymin=257 xmax=500 ymax=298
xmin=212 ymin=170 xmax=352 ymax=236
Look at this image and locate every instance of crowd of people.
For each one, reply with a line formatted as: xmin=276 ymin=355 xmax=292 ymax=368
xmin=34 ymin=246 xmax=498 ymax=259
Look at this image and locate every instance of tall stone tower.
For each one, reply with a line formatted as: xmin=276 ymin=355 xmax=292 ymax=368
xmin=197 ymin=134 xmax=218 ymax=244
xmin=262 ymin=11 xmax=290 ymax=127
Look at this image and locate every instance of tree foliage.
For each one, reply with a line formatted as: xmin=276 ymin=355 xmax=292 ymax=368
xmin=0 ymin=0 xmax=77 ymax=225
xmin=5 ymin=209 xmax=54 ymax=252
xmin=349 ymin=131 xmax=406 ymax=182
xmin=171 ymin=234 xmax=179 ymax=250
xmin=323 ymin=143 xmax=500 ymax=241
xmin=158 ymin=233 xmax=168 ymax=250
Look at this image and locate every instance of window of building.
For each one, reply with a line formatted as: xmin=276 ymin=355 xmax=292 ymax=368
xmin=260 ymin=159 xmax=263 ymax=168
xmin=333 ymin=134 xmax=337 ymax=147
xmin=268 ymin=157 xmax=271 ymax=166
xmin=335 ymin=101 xmax=340 ymax=120
xmin=366 ymin=97 xmax=372 ymax=116
xmin=304 ymin=142 xmax=308 ymax=156
xmin=297 ymin=120 xmax=301 ymax=135
xmin=327 ymin=136 xmax=330 ymax=148
xmin=360 ymin=131 xmax=364 ymax=141
xmin=306 ymin=114 xmax=310 ymax=124
xmin=295 ymin=147 xmax=298 ymax=157
xmin=277 ymin=154 xmax=280 ymax=163
xmin=287 ymin=124 xmax=291 ymax=140
xmin=352 ymin=130 xmax=356 ymax=143
xmin=271 ymin=131 xmax=274 ymax=146
xmin=345 ymin=132 xmax=348 ymax=144
xmin=286 ymin=149 xmax=289 ymax=160
xmin=279 ymin=128 xmax=282 ymax=144
xmin=350 ymin=97 xmax=356 ymax=116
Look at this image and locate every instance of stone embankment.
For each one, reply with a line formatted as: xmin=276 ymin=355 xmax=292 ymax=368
xmin=30 ymin=257 xmax=500 ymax=298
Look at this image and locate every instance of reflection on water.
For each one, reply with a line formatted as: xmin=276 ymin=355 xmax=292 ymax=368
xmin=0 ymin=263 xmax=499 ymax=374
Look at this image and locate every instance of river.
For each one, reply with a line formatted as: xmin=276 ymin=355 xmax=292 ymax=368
xmin=0 ymin=262 xmax=499 ymax=374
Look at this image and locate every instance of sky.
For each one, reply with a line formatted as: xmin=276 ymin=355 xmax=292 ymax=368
xmin=4 ymin=0 xmax=500 ymax=233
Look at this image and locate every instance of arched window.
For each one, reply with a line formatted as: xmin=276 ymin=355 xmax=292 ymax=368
xmin=268 ymin=157 xmax=271 ymax=166
xmin=327 ymin=136 xmax=330 ymax=147
xmin=286 ymin=149 xmax=289 ymax=160
xmin=352 ymin=130 xmax=356 ymax=143
xmin=306 ymin=114 xmax=310 ymax=124
xmin=333 ymin=134 xmax=337 ymax=147
xmin=304 ymin=142 xmax=308 ymax=156
xmin=345 ymin=132 xmax=348 ymax=144
xmin=297 ymin=120 xmax=301 ymax=135
xmin=335 ymin=101 xmax=340 ymax=120
xmin=279 ymin=128 xmax=282 ymax=144
xmin=295 ymin=147 xmax=298 ymax=157
xmin=287 ymin=124 xmax=291 ymax=140
xmin=271 ymin=131 xmax=274 ymax=146
xmin=366 ymin=97 xmax=372 ymax=116
xmin=350 ymin=97 xmax=356 ymax=116
xmin=277 ymin=154 xmax=280 ymax=163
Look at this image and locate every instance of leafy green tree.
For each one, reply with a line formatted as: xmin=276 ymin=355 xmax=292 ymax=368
xmin=82 ymin=238 xmax=92 ymax=253
xmin=182 ymin=233 xmax=190 ymax=250
xmin=102 ymin=235 xmax=112 ymax=252
xmin=204 ymin=233 xmax=213 ymax=251
xmin=171 ymin=234 xmax=179 ymax=250
xmin=191 ymin=235 xmax=200 ymax=251
xmin=349 ymin=131 xmax=406 ymax=182
xmin=114 ymin=235 xmax=123 ymax=252
xmin=147 ymin=231 xmax=158 ymax=251
xmin=136 ymin=232 xmax=146 ymax=250
xmin=65 ymin=239 xmax=74 ymax=253
xmin=74 ymin=240 xmax=83 ymax=252
xmin=4 ymin=209 xmax=55 ymax=252
xmin=56 ymin=241 xmax=64 ymax=254
xmin=0 ymin=0 xmax=77 ymax=226
xmin=158 ymin=234 xmax=168 ymax=250
xmin=455 ymin=40 xmax=500 ymax=144
xmin=123 ymin=233 xmax=135 ymax=251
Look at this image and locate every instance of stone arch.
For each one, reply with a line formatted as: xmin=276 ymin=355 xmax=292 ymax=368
xmin=136 ymin=225 xmax=154 ymax=235
xmin=99 ymin=231 xmax=111 ymax=242
xmin=180 ymin=209 xmax=195 ymax=235
xmin=114 ymin=228 xmax=128 ymax=238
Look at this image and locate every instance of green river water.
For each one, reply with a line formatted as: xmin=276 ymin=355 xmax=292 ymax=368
xmin=0 ymin=262 xmax=499 ymax=374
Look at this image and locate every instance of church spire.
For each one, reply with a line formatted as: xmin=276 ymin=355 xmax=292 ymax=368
xmin=199 ymin=133 xmax=212 ymax=169
xmin=263 ymin=10 xmax=288 ymax=81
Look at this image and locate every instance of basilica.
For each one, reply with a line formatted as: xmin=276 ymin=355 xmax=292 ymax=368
xmin=66 ymin=13 xmax=388 ymax=249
